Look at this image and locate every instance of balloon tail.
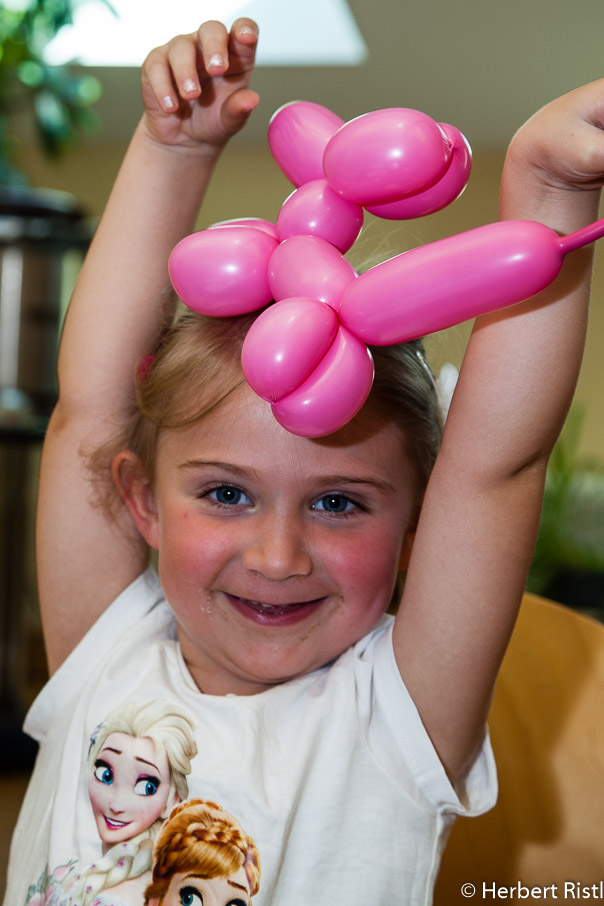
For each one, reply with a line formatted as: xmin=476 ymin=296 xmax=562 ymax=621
xmin=558 ymin=216 xmax=604 ymax=254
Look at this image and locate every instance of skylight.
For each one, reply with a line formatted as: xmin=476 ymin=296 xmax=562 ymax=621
xmin=43 ymin=0 xmax=368 ymax=67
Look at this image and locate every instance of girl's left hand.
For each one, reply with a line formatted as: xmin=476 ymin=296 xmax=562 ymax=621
xmin=140 ymin=18 xmax=260 ymax=152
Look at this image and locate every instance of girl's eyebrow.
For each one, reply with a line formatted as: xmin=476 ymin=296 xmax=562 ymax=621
xmin=311 ymin=474 xmax=397 ymax=493
xmin=179 ymin=460 xmax=396 ymax=493
xmin=178 ymin=459 xmax=252 ymax=478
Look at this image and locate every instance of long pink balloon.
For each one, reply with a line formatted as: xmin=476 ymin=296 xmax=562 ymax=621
xmin=268 ymin=101 xmax=345 ymax=187
xmin=338 ymin=219 xmax=592 ymax=345
xmin=271 ymin=326 xmax=375 ymax=437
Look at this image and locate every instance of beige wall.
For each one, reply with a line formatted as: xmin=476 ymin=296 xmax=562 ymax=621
xmin=17 ymin=138 xmax=604 ymax=462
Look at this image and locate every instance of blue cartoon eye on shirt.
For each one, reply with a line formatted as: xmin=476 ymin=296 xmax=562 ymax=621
xmin=134 ymin=777 xmax=160 ymax=796
xmin=179 ymin=887 xmax=202 ymax=906
xmin=93 ymin=761 xmax=113 ymax=785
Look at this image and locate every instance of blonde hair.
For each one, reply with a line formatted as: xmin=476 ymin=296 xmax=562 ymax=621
xmin=87 ymin=698 xmax=198 ymax=802
xmin=144 ymin=799 xmax=261 ymax=903
xmin=71 ymin=699 xmax=198 ymax=906
xmin=91 ymin=299 xmax=442 ymax=508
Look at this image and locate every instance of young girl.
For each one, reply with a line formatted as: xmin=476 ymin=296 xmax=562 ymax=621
xmin=6 ymin=16 xmax=604 ymax=906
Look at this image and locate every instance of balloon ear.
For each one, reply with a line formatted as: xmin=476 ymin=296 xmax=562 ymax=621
xmin=322 ymin=108 xmax=453 ymax=206
xmin=268 ymin=100 xmax=344 ymax=186
xmin=366 ymin=123 xmax=472 ymax=220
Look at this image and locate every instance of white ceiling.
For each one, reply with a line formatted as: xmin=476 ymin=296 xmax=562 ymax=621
xmin=88 ymin=0 xmax=604 ymax=151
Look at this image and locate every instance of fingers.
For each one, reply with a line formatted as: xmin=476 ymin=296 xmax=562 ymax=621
xmin=221 ymin=87 xmax=261 ymax=136
xmin=195 ymin=17 xmax=258 ymax=78
xmin=142 ymin=19 xmax=258 ymax=115
xmin=143 ymin=35 xmax=201 ymax=113
xmin=195 ymin=19 xmax=231 ymax=78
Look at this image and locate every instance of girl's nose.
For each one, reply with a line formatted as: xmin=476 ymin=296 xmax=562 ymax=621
xmin=243 ymin=517 xmax=313 ymax=580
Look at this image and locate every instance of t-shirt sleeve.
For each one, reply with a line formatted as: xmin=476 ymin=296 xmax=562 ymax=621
xmin=23 ymin=570 xmax=166 ymax=744
xmin=356 ymin=618 xmax=498 ymax=818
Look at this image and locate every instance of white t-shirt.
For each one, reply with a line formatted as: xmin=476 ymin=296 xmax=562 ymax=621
xmin=5 ymin=569 xmax=497 ymax=906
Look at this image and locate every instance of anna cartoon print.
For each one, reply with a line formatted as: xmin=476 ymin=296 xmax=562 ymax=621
xmin=144 ymin=799 xmax=261 ymax=906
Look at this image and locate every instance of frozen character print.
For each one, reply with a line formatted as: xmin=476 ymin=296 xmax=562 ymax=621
xmin=69 ymin=699 xmax=198 ymax=906
xmin=144 ymin=799 xmax=261 ymax=906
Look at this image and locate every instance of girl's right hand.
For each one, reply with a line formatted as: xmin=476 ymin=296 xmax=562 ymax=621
xmin=140 ymin=18 xmax=260 ymax=152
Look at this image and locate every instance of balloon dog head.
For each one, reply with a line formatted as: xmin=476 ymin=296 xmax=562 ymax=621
xmin=169 ymin=100 xmax=604 ymax=437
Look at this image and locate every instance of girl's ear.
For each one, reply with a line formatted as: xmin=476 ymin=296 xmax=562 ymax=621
xmin=111 ymin=451 xmax=160 ymax=550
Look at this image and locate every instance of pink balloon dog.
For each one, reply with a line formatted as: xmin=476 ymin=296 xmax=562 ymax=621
xmin=169 ymin=100 xmax=604 ymax=438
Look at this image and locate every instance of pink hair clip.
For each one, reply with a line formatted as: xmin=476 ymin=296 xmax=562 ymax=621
xmin=169 ymin=100 xmax=604 ymax=438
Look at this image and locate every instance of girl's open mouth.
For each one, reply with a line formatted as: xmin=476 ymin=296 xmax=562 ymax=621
xmin=225 ymin=593 xmax=325 ymax=626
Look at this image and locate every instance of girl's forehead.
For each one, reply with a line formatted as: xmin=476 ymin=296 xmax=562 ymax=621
xmin=160 ymin=382 xmax=412 ymax=476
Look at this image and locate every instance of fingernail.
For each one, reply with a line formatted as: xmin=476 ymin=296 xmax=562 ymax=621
xmin=163 ymin=95 xmax=177 ymax=110
xmin=208 ymin=53 xmax=224 ymax=70
xmin=239 ymin=26 xmax=256 ymax=36
xmin=183 ymin=79 xmax=197 ymax=94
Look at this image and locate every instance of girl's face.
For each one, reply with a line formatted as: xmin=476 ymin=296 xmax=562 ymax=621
xmin=88 ymin=732 xmax=174 ymax=846
xmin=132 ymin=384 xmax=418 ymax=696
xmin=155 ymin=866 xmax=251 ymax=906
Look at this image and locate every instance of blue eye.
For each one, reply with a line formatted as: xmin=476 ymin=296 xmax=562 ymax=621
xmin=208 ymin=485 xmax=250 ymax=506
xmin=93 ymin=762 xmax=113 ymax=785
xmin=134 ymin=776 xmax=160 ymax=796
xmin=313 ymin=494 xmax=355 ymax=514
xmin=179 ymin=887 xmax=202 ymax=906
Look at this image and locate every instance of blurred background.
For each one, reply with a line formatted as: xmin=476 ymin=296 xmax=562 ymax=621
xmin=2 ymin=0 xmax=604 ymax=881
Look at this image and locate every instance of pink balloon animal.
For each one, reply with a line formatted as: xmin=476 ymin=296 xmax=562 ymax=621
xmin=169 ymin=100 xmax=604 ymax=438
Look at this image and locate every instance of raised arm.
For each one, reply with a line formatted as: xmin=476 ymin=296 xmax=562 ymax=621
xmin=393 ymin=80 xmax=604 ymax=782
xmin=36 ymin=19 xmax=260 ymax=674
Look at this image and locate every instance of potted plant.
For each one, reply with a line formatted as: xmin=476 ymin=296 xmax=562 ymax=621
xmin=0 ymin=0 xmax=106 ymax=186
